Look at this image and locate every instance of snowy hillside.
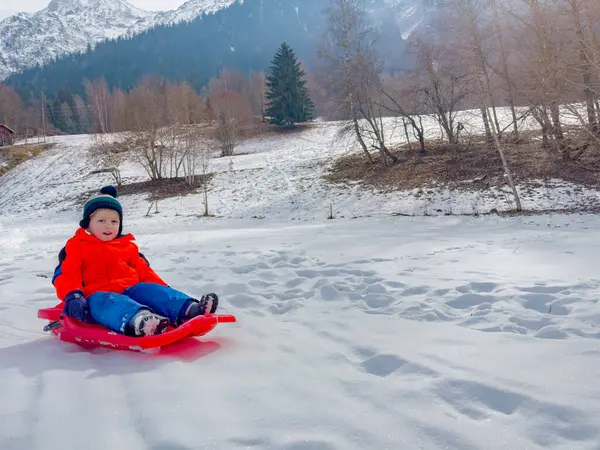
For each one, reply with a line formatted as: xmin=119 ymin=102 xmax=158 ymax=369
xmin=1 ymin=115 xmax=599 ymax=223
xmin=2 ymin=118 xmax=600 ymax=449
xmin=0 ymin=0 xmax=237 ymax=80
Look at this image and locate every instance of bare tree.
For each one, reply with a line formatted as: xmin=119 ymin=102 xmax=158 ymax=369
xmin=518 ymin=0 xmax=565 ymax=145
xmin=181 ymin=128 xmax=201 ymax=186
xmin=547 ymin=0 xmax=600 ymax=144
xmin=210 ymin=91 xmax=250 ymax=157
xmin=435 ymin=0 xmax=523 ymax=210
xmin=244 ymin=71 xmax=267 ymax=119
xmin=84 ymin=78 xmax=111 ymax=133
xmin=411 ymin=36 xmax=468 ymax=145
xmin=209 ymin=68 xmax=248 ymax=96
xmin=565 ymin=0 xmax=597 ymax=130
xmin=183 ymin=83 xmax=205 ymax=124
xmin=299 ymin=60 xmax=328 ymax=120
xmin=108 ymin=88 xmax=128 ymax=133
xmin=318 ymin=0 xmax=399 ymax=164
xmin=380 ymin=74 xmax=427 ymax=153
xmin=488 ymin=0 xmax=520 ymax=140
xmin=204 ymin=97 xmax=215 ymax=125
xmin=122 ymin=76 xmax=169 ymax=180
xmin=162 ymin=124 xmax=187 ymax=179
xmin=0 ymin=84 xmax=24 ymax=131
xmin=19 ymin=101 xmax=44 ymax=143
xmin=196 ymin=142 xmax=214 ymax=216
xmin=87 ymin=134 xmax=127 ymax=185
xmin=165 ymin=82 xmax=202 ymax=126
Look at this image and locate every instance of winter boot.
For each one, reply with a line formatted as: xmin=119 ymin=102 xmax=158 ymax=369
xmin=126 ymin=309 xmax=170 ymax=337
xmin=199 ymin=293 xmax=219 ymax=315
xmin=180 ymin=293 xmax=219 ymax=324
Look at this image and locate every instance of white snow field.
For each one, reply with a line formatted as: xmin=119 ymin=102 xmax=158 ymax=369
xmin=1 ymin=121 xmax=600 ymax=449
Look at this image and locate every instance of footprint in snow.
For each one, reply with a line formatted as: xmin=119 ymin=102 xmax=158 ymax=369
xmin=228 ymin=293 xmax=263 ymax=309
xmin=220 ymin=282 xmax=251 ymax=295
xmin=401 ymin=286 xmax=429 ymax=296
xmin=231 ymin=265 xmax=258 ymax=275
xmin=384 ymin=280 xmax=406 ymax=289
xmin=268 ymin=299 xmax=303 ymax=315
xmin=228 ymin=437 xmax=271 ymax=448
xmin=534 ymin=325 xmax=569 ymax=340
xmin=148 ymin=442 xmax=195 ymax=450
xmin=522 ymin=293 xmax=556 ymax=314
xmin=435 ymin=379 xmax=524 ymax=419
xmin=0 ymin=275 xmax=15 ymax=285
xmin=248 ymin=279 xmax=276 ymax=289
xmin=465 ymin=281 xmax=499 ymax=293
xmin=280 ymin=439 xmax=337 ymax=450
xmin=446 ymin=293 xmax=495 ymax=310
xmin=360 ymin=354 xmax=440 ymax=378
xmin=518 ymin=284 xmax=569 ymax=294
xmin=362 ymin=293 xmax=396 ymax=308
xmin=285 ymin=277 xmax=308 ymax=289
xmin=319 ymin=283 xmax=349 ymax=301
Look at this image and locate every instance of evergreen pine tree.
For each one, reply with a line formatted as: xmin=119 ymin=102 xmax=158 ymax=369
xmin=265 ymin=42 xmax=315 ymax=127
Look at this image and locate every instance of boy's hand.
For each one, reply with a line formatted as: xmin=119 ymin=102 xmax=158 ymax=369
xmin=63 ymin=290 xmax=91 ymax=323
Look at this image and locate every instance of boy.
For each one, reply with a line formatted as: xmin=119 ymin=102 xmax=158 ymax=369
xmin=52 ymin=186 xmax=218 ymax=337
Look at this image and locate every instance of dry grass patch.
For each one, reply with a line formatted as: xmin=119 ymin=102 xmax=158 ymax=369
xmin=76 ymin=175 xmax=215 ymax=207
xmin=0 ymin=143 xmax=53 ymax=176
xmin=116 ymin=175 xmax=214 ymax=201
xmin=325 ymin=134 xmax=600 ymax=192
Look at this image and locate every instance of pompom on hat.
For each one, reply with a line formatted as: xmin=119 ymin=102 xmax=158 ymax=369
xmin=80 ymin=186 xmax=123 ymax=236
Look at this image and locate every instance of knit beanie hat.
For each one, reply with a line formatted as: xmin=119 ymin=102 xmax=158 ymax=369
xmin=80 ymin=186 xmax=123 ymax=236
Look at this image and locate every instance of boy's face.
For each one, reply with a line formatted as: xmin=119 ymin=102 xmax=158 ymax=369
xmin=88 ymin=209 xmax=120 ymax=242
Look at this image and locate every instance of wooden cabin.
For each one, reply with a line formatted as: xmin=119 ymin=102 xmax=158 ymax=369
xmin=0 ymin=124 xmax=15 ymax=147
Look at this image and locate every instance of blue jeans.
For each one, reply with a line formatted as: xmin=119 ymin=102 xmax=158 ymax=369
xmin=88 ymin=283 xmax=193 ymax=333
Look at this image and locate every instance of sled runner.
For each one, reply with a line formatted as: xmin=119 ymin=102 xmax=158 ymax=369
xmin=38 ymin=304 xmax=236 ymax=353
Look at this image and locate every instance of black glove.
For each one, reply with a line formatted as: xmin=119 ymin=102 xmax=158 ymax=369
xmin=63 ymin=290 xmax=91 ymax=323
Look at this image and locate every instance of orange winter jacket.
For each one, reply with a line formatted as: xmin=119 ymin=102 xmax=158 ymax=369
xmin=52 ymin=228 xmax=167 ymax=300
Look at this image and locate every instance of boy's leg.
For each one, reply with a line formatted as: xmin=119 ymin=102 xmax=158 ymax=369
xmin=88 ymin=291 xmax=170 ymax=336
xmin=88 ymin=291 xmax=145 ymax=334
xmin=123 ymin=283 xmax=193 ymax=324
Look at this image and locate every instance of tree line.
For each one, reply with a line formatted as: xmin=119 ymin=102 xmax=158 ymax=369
xmin=3 ymin=0 xmax=599 ymax=150
xmin=0 ymin=57 xmax=317 ymax=139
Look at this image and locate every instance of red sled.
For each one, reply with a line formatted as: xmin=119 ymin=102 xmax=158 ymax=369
xmin=38 ymin=304 xmax=236 ymax=354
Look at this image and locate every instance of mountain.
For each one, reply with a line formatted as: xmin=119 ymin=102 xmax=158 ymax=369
xmin=4 ymin=0 xmax=320 ymax=97
xmin=0 ymin=0 xmax=238 ymax=81
xmin=4 ymin=0 xmax=431 ymax=101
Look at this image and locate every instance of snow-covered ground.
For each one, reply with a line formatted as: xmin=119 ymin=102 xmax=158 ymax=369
xmin=1 ymin=121 xmax=600 ymax=449
xmin=2 ymin=213 xmax=600 ymax=449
